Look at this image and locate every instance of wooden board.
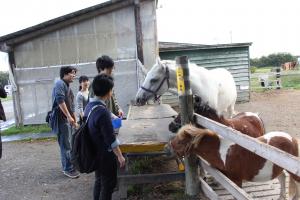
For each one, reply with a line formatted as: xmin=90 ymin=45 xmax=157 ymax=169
xmin=119 ymin=104 xmax=177 ymax=153
xmin=127 ymin=104 xmax=177 ymax=120
xmin=211 ymin=178 xmax=289 ymax=200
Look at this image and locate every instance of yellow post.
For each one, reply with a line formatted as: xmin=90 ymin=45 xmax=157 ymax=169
xmin=176 ymin=56 xmax=200 ymax=196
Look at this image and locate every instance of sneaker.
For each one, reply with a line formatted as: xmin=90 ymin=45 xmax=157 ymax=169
xmin=63 ymin=170 xmax=80 ymax=179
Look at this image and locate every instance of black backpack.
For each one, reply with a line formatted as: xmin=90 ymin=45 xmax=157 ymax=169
xmin=71 ymin=104 xmax=103 ymax=173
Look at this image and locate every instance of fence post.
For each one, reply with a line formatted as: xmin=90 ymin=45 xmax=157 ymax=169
xmin=275 ymin=67 xmax=281 ymax=89
xmin=175 ymin=56 xmax=200 ymax=196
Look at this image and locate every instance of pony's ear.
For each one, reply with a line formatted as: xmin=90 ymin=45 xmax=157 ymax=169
xmin=182 ymin=125 xmax=200 ymax=137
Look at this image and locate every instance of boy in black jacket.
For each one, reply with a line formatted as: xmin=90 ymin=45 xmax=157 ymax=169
xmin=84 ymin=74 xmax=125 ymax=200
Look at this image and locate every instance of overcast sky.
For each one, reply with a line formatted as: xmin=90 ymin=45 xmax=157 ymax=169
xmin=1 ymin=0 xmax=300 ymax=71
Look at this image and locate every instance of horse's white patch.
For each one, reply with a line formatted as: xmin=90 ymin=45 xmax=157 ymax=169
xmin=251 ymin=160 xmax=273 ymax=182
xmin=243 ymin=112 xmax=260 ymax=118
xmin=219 ymin=136 xmax=234 ymax=166
xmin=264 ymin=131 xmax=293 ymax=143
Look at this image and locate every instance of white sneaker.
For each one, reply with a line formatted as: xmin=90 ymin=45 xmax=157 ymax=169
xmin=63 ymin=170 xmax=80 ymax=179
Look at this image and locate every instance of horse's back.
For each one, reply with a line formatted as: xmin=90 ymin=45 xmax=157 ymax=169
xmin=211 ymin=68 xmax=237 ymax=110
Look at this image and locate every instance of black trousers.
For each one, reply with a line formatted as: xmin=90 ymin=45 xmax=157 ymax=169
xmin=93 ymin=151 xmax=117 ymax=200
xmin=0 ymin=132 xmax=2 ymax=159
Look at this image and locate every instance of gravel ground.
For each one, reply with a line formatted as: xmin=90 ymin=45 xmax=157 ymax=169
xmin=0 ymin=139 xmax=95 ymax=200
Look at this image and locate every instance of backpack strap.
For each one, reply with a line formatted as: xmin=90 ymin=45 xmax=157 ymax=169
xmin=86 ymin=104 xmax=104 ymax=123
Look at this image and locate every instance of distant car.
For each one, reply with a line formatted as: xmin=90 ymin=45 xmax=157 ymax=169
xmin=4 ymin=85 xmax=12 ymax=95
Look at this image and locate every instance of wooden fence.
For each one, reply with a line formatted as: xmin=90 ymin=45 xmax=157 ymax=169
xmin=194 ymin=113 xmax=300 ymax=199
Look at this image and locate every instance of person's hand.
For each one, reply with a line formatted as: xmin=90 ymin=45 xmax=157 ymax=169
xmin=67 ymin=115 xmax=75 ymax=126
xmin=118 ymin=110 xmax=124 ymax=118
xmin=117 ymin=155 xmax=126 ymax=168
xmin=74 ymin=122 xmax=80 ymax=129
xmin=80 ymin=112 xmax=84 ymax=120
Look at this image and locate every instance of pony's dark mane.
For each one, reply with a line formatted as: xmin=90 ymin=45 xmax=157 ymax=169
xmin=194 ymin=95 xmax=225 ymax=123
xmin=169 ymin=95 xmax=225 ymax=133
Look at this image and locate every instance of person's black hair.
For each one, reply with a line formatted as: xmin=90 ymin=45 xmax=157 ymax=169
xmin=60 ymin=66 xmax=77 ymax=79
xmin=96 ymin=55 xmax=114 ymax=73
xmin=92 ymin=74 xmax=114 ymax=97
xmin=78 ymin=75 xmax=89 ymax=91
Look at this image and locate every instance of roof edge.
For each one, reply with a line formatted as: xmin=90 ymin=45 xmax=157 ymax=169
xmin=159 ymin=41 xmax=252 ymax=52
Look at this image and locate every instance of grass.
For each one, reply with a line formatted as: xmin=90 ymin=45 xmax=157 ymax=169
xmin=127 ymin=157 xmax=156 ymax=196
xmin=250 ymin=68 xmax=300 ymax=92
xmin=14 ymin=137 xmax=56 ymax=143
xmin=1 ymin=124 xmax=51 ymax=136
xmin=281 ymin=74 xmax=300 ymax=89
xmin=126 ymin=157 xmax=186 ymax=198
xmin=252 ymin=66 xmax=273 ymax=73
xmin=251 ymin=66 xmax=274 ymax=73
xmin=1 ymin=95 xmax=12 ymax=102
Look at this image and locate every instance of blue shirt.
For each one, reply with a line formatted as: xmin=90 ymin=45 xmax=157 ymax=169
xmin=50 ymin=79 xmax=75 ymax=134
xmin=52 ymin=79 xmax=75 ymax=113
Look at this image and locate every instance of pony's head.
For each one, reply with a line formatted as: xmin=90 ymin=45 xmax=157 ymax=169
xmin=170 ymin=124 xmax=209 ymax=157
xmin=135 ymin=58 xmax=170 ymax=105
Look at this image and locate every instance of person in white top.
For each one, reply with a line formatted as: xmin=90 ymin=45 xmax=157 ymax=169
xmin=76 ymin=75 xmax=90 ymax=124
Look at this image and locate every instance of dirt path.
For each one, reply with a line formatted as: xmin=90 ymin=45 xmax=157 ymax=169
xmin=1 ymin=89 xmax=300 ymax=199
xmin=235 ymin=89 xmax=300 ymax=138
xmin=0 ymin=140 xmax=95 ymax=200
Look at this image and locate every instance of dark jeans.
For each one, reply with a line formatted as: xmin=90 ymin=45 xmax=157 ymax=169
xmin=57 ymin=121 xmax=74 ymax=172
xmin=93 ymin=151 xmax=117 ymax=200
xmin=0 ymin=131 xmax=2 ymax=159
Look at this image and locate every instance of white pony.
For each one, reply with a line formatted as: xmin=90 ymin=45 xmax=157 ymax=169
xmin=135 ymin=59 xmax=237 ymax=117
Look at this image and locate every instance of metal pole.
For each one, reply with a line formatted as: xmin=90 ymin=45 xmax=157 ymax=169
xmin=175 ymin=56 xmax=200 ymax=196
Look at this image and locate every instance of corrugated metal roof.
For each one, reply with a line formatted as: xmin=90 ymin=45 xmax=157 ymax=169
xmin=159 ymin=41 xmax=252 ymax=52
xmin=0 ymin=0 xmax=154 ymax=48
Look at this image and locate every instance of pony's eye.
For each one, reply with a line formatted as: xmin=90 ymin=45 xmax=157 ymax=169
xmin=150 ymin=78 xmax=158 ymax=83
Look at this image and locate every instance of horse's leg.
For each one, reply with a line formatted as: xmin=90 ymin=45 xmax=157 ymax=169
xmin=278 ymin=172 xmax=286 ymax=200
xmin=288 ymin=177 xmax=300 ymax=200
xmin=288 ymin=173 xmax=300 ymax=200
xmin=294 ymin=181 xmax=300 ymax=200
xmin=289 ymin=176 xmax=297 ymax=200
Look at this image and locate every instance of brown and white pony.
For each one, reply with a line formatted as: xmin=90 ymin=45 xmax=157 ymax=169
xmin=170 ymin=125 xmax=300 ymax=199
xmin=282 ymin=61 xmax=298 ymax=71
xmin=169 ymin=96 xmax=265 ymax=138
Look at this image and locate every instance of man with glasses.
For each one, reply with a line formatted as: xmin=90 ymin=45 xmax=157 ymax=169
xmin=51 ymin=66 xmax=79 ymax=178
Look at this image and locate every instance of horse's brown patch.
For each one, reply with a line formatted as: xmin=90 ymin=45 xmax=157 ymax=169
xmin=269 ymin=137 xmax=300 ymax=182
xmin=224 ymin=142 xmax=267 ymax=185
xmin=193 ymin=101 xmax=265 ymax=138
xmin=193 ymin=131 xmax=225 ymax=171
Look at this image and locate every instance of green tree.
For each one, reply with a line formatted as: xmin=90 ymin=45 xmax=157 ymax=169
xmin=250 ymin=53 xmax=296 ymax=67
